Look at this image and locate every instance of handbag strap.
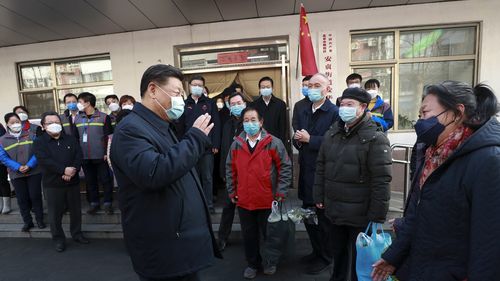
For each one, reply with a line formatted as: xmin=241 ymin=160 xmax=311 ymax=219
xmin=369 ymin=222 xmax=386 ymax=237
xmin=364 ymin=221 xmax=373 ymax=234
xmin=279 ymin=201 xmax=288 ymax=220
xmin=364 ymin=221 xmax=385 ymax=236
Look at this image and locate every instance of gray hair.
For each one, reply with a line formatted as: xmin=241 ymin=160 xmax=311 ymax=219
xmin=311 ymin=73 xmax=330 ymax=88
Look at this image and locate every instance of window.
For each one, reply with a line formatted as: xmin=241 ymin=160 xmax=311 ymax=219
xmin=351 ymin=32 xmax=394 ymax=61
xmin=17 ymin=55 xmax=114 ymax=118
xmin=176 ymin=37 xmax=289 ymax=71
xmin=350 ymin=24 xmax=479 ymax=130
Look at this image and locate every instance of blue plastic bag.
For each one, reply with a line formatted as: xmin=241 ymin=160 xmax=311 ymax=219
xmin=356 ymin=222 xmax=392 ymax=281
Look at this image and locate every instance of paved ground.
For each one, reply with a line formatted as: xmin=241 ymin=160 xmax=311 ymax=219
xmin=0 ymin=238 xmax=330 ymax=281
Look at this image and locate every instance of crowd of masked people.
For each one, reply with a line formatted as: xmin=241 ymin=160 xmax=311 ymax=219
xmin=1 ymin=64 xmax=500 ymax=281
xmin=0 ymin=93 xmax=136 ymax=252
xmin=176 ymin=72 xmax=500 ymax=280
xmin=211 ymin=72 xmax=395 ymax=280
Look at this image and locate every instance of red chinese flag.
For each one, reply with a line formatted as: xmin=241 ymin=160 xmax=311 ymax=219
xmin=299 ymin=4 xmax=318 ymax=76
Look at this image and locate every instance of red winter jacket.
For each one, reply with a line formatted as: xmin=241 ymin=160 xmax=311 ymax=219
xmin=225 ymin=129 xmax=291 ymax=211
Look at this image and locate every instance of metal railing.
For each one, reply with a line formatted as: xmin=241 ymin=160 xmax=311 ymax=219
xmin=391 ymin=143 xmax=414 ymax=209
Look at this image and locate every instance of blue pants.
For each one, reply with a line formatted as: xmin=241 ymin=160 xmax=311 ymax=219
xmin=11 ymin=174 xmax=43 ymax=224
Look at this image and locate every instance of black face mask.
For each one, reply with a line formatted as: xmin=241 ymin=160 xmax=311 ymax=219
xmin=414 ymin=111 xmax=451 ymax=146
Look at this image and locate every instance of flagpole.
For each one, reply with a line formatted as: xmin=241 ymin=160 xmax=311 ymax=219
xmin=295 ymin=39 xmax=300 ymax=80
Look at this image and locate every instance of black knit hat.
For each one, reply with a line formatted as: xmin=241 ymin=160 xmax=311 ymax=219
xmin=340 ymin=87 xmax=372 ymax=104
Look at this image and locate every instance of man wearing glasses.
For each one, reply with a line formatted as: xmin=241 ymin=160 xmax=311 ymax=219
xmin=111 ymin=64 xmax=221 ymax=281
xmin=34 ymin=111 xmax=88 ymax=252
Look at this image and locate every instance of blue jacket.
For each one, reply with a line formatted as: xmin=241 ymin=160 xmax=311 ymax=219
xmin=0 ymin=131 xmax=38 ymax=180
xmin=0 ymin=146 xmax=37 ymax=172
xmin=293 ymin=99 xmax=339 ymax=205
xmin=383 ymin=117 xmax=500 ymax=280
xmin=369 ymin=96 xmax=393 ymax=131
xmin=110 ymin=102 xmax=221 ymax=279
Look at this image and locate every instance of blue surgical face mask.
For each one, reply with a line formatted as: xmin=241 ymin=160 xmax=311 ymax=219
xmin=190 ymin=85 xmax=204 ymax=97
xmin=308 ymin=88 xmax=323 ymax=103
xmin=230 ymin=104 xmax=246 ymax=117
xmin=154 ymin=84 xmax=185 ymax=120
xmin=414 ymin=111 xmax=450 ymax=146
xmin=67 ymin=102 xmax=78 ymax=111
xmin=243 ymin=121 xmax=260 ymax=136
xmin=301 ymin=86 xmax=309 ymax=97
xmin=225 ymin=101 xmax=230 ymax=109
xmin=339 ymin=106 xmax=358 ymax=123
xmin=260 ymin=88 xmax=273 ymax=97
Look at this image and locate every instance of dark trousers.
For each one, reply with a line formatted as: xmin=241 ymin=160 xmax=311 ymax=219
xmin=218 ymin=190 xmax=236 ymax=242
xmin=212 ymin=153 xmax=223 ymax=197
xmin=45 ymin=185 xmax=83 ymax=242
xmin=11 ymin=174 xmax=43 ymax=224
xmin=303 ymin=206 xmax=333 ymax=264
xmin=139 ymin=272 xmax=200 ymax=281
xmin=238 ymin=207 xmax=271 ymax=269
xmin=0 ymin=164 xmax=11 ymax=197
xmin=329 ymin=224 xmax=366 ymax=281
xmin=82 ymin=159 xmax=113 ymax=205
xmin=196 ymin=153 xmax=213 ymax=209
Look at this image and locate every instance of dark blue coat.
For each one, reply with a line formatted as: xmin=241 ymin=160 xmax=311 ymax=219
xmin=110 ymin=102 xmax=221 ymax=279
xmin=292 ymin=97 xmax=312 ymax=132
xmin=383 ymin=117 xmax=500 ymax=280
xmin=293 ymin=99 xmax=339 ymax=205
xmin=177 ymin=94 xmax=221 ymax=150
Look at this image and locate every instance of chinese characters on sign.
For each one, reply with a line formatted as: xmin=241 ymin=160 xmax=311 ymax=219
xmin=217 ymin=51 xmax=249 ymax=64
xmin=318 ymin=32 xmax=336 ymax=94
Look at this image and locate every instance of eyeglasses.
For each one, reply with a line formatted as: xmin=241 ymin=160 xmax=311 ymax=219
xmin=154 ymin=84 xmax=185 ymax=98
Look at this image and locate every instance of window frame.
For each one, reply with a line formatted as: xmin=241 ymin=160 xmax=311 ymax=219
xmin=350 ymin=22 xmax=480 ymax=131
xmin=16 ymin=54 xmax=113 ymax=118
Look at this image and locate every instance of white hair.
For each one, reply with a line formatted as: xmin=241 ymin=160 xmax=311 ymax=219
xmin=311 ymin=73 xmax=330 ymax=88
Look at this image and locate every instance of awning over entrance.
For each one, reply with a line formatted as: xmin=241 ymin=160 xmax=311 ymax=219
xmin=0 ymin=0 xmax=461 ymax=48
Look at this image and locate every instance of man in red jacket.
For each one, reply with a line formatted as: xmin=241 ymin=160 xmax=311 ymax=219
xmin=226 ymin=106 xmax=291 ymax=279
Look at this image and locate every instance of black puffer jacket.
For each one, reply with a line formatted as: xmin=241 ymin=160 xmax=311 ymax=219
xmin=383 ymin=117 xmax=500 ymax=280
xmin=313 ymin=114 xmax=392 ymax=227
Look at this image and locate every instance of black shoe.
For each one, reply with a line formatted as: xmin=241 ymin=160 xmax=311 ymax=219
xmin=73 ymin=236 xmax=90 ymax=244
xmin=21 ymin=222 xmax=34 ymax=232
xmin=300 ymin=253 xmax=317 ymax=263
xmin=55 ymin=242 xmax=66 ymax=252
xmin=37 ymin=221 xmax=46 ymax=229
xmin=103 ymin=204 xmax=114 ymax=215
xmin=86 ymin=205 xmax=100 ymax=215
xmin=305 ymin=259 xmax=332 ymax=275
xmin=217 ymin=239 xmax=227 ymax=252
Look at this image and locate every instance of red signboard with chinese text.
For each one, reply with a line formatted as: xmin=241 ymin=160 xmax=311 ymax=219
xmin=217 ymin=52 xmax=249 ymax=64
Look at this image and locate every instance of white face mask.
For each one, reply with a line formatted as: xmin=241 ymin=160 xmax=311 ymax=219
xmin=216 ymin=102 xmax=224 ymax=109
xmin=366 ymin=89 xmax=378 ymax=99
xmin=9 ymin=123 xmax=22 ymax=133
xmin=17 ymin=112 xmax=28 ymax=121
xmin=108 ymin=102 xmax=120 ymax=112
xmin=77 ymin=103 xmax=85 ymax=111
xmin=348 ymin=83 xmax=361 ymax=89
xmin=122 ymin=104 xmax=134 ymax=110
xmin=46 ymin=123 xmax=62 ymax=134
